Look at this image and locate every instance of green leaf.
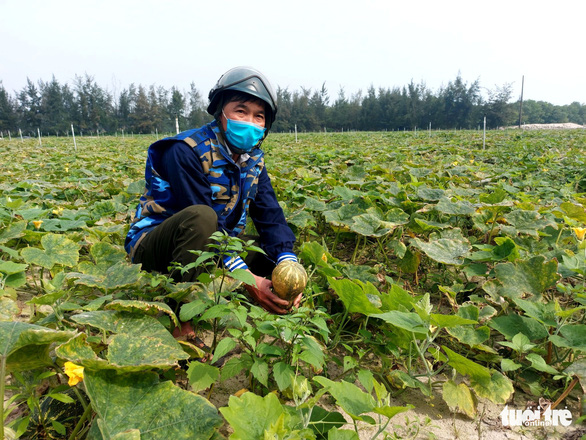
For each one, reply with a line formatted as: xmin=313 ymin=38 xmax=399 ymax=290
xmin=386 ymin=370 xmax=432 ymax=397
xmin=560 ymin=202 xmax=586 ymax=223
xmin=470 ymin=371 xmax=514 ymax=404
xmin=179 ymin=299 xmax=209 ymax=322
xmin=220 ymin=392 xmax=284 ymax=440
xmin=187 ymin=362 xmax=219 ymax=393
xmin=494 ymin=256 xmax=560 ymax=301
xmin=229 ymin=268 xmax=255 ymax=287
xmin=442 ymin=380 xmax=476 ymax=418
xmin=396 ymin=248 xmax=421 ymax=273
xmin=68 ymin=311 xmax=188 ymax=370
xmin=479 ymin=187 xmax=507 ymax=204
xmin=499 ymin=333 xmax=535 ymax=354
xmin=299 ymin=336 xmax=325 ymax=369
xmin=443 ymin=346 xmax=491 ymax=387
xmin=489 ymin=314 xmax=549 ymax=341
xmin=105 ymin=300 xmax=180 ymax=328
xmin=379 ymin=284 xmax=416 ymax=312
xmin=501 ymin=359 xmax=522 ymax=372
xmin=549 ymin=325 xmax=586 ymax=351
xmin=372 ymin=405 xmax=412 ymax=419
xmin=20 ymin=233 xmax=79 ymax=269
xmin=0 ymin=321 xmax=75 ymax=372
xmin=526 ymin=353 xmax=558 ymax=375
xmin=213 ymin=337 xmax=236 ymax=363
xmin=328 ymin=278 xmax=381 ymax=315
xmin=0 ymin=296 xmax=19 ymax=321
xmin=313 ymin=376 xmax=375 ymax=419
xmin=446 ymin=326 xmax=490 ymax=348
xmin=430 ymin=314 xmax=477 ymax=328
xmin=273 ymin=362 xmax=294 ymax=392
xmin=55 ymin=333 xmax=110 ymax=369
xmin=308 ymin=406 xmax=346 ymax=439
xmin=512 ymin=298 xmax=557 ymax=327
xmin=85 ymin=369 xmax=222 ymax=439
xmin=411 ymin=237 xmax=471 ymax=265
xmin=492 ymin=237 xmax=520 ymax=261
xmin=502 ymin=210 xmax=555 ymax=236
xmin=78 ymin=241 xmax=127 ymax=275
xmin=251 ymin=359 xmax=269 ymax=387
xmin=435 ymin=197 xmax=476 ymax=215
xmin=327 ymin=428 xmax=360 ymax=440
xmin=0 ymin=260 xmax=28 ymax=276
xmin=370 ymin=310 xmax=428 ymax=334
xmin=221 ymin=355 xmax=252 ymax=382
xmin=72 ymin=262 xmax=142 ymax=290
xmin=0 ymin=221 xmax=26 ymax=243
xmin=51 ymin=420 xmax=67 ymax=435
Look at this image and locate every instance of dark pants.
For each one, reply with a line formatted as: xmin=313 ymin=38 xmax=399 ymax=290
xmin=133 ymin=205 xmax=275 ymax=282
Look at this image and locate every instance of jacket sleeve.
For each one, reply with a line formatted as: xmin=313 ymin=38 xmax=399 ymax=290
xmin=156 ymin=141 xmax=211 ymax=209
xmin=158 ymin=141 xmax=234 ymax=232
xmin=249 ymin=167 xmax=297 ymax=263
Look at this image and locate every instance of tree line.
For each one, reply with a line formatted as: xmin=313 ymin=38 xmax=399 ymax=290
xmin=0 ymin=73 xmax=584 ymax=136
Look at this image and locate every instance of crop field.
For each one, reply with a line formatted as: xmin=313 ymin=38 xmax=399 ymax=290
xmin=1 ymin=128 xmax=586 ymax=439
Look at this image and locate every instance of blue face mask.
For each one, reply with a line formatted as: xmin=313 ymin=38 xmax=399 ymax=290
xmin=223 ymin=111 xmax=266 ymax=153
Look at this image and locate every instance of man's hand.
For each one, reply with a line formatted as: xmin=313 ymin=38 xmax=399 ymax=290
xmin=245 ymin=270 xmax=301 ymax=314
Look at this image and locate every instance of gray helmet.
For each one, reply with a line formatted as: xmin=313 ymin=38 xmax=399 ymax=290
xmin=207 ymin=66 xmax=278 ymax=129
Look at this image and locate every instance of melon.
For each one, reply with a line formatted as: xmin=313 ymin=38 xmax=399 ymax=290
xmin=271 ymin=260 xmax=308 ymax=300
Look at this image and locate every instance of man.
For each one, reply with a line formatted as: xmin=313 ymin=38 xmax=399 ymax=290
xmin=125 ymin=66 xmax=300 ymax=315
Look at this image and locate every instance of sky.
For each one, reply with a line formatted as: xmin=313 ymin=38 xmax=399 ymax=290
xmin=1 ymin=0 xmax=584 ymax=106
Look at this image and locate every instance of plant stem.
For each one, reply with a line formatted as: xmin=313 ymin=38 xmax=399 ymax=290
xmin=68 ymin=401 xmax=92 ymax=440
xmin=550 ymin=377 xmax=579 ymax=411
xmin=1 ymin=355 xmax=6 ymax=440
xmin=330 ymin=308 xmax=349 ymax=349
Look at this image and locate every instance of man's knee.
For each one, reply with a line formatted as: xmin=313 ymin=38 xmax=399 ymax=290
xmin=174 ymin=205 xmax=218 ymax=240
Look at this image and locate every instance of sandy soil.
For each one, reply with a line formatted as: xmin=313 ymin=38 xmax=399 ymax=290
xmin=203 ymin=344 xmax=584 ymax=440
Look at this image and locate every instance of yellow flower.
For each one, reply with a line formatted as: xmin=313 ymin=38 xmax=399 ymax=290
xmin=64 ymin=361 xmax=84 ymax=386
xmin=321 ymin=253 xmax=328 ymax=263
xmin=573 ymin=227 xmax=586 ymax=241
xmin=32 ymin=220 xmax=43 ymax=229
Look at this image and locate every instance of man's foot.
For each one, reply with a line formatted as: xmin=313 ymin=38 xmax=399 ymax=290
xmin=172 ymin=321 xmax=205 ymax=348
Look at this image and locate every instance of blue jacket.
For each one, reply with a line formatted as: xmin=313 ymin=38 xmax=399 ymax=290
xmin=125 ymin=121 xmax=296 ymax=270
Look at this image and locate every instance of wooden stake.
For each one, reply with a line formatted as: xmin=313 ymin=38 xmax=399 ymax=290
xmin=71 ymin=124 xmax=77 ymax=152
xmin=483 ymin=117 xmax=486 ymax=150
xmin=518 ymin=75 xmax=524 ymax=128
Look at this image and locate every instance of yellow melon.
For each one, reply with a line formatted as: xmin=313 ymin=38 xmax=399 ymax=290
xmin=271 ymin=260 xmax=308 ymax=300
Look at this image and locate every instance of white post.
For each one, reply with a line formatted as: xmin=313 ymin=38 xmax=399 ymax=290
xmin=156 ymin=128 xmax=159 ymax=139
xmin=483 ymin=117 xmax=486 ymax=150
xmin=429 ymin=122 xmax=431 ymax=137
xmin=9 ymin=130 xmax=12 ymax=141
xmin=71 ymin=124 xmax=77 ymax=152
xmin=37 ymin=128 xmax=42 ymax=147
xmin=175 ymin=117 xmax=179 ymax=134
xmin=19 ymin=129 xmax=22 ymax=142
xmin=294 ymin=124 xmax=298 ymax=143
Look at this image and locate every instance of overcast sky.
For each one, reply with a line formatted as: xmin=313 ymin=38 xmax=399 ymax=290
xmin=1 ymin=0 xmax=584 ymax=106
